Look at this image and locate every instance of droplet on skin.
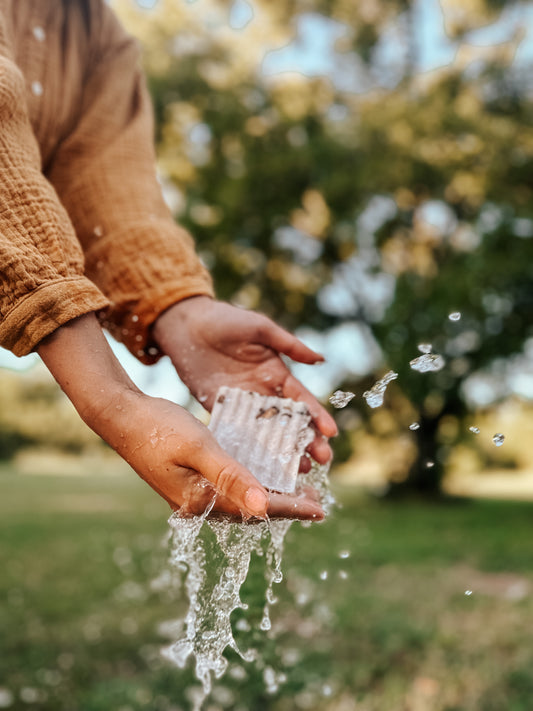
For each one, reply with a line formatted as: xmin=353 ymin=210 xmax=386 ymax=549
xmin=409 ymin=422 xmax=420 ymax=431
xmin=448 ymin=311 xmax=461 ymax=321
xmin=31 ymin=81 xmax=43 ymax=96
xmin=93 ymin=225 xmax=103 ymax=237
xmin=32 ymin=26 xmax=46 ymax=41
xmin=469 ymin=426 xmax=480 ymax=434
xmin=492 ymin=433 xmax=505 ymax=447
xmin=328 ymin=390 xmax=355 ymax=409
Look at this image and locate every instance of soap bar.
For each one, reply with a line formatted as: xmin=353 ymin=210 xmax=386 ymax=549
xmin=208 ymin=386 xmax=314 ymax=493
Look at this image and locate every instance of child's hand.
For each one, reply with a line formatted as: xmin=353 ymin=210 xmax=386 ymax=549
xmin=37 ymin=314 xmax=324 ymax=520
xmin=99 ymin=391 xmax=324 ymax=519
xmin=153 ymin=297 xmax=338 ymax=469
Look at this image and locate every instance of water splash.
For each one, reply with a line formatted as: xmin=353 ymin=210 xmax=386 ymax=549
xmin=363 ymin=370 xmax=398 ymax=408
xmin=328 ymin=390 xmax=355 ymax=409
xmin=161 ymin=462 xmax=331 ymax=710
xmin=417 ymin=343 xmax=433 ymax=354
xmin=492 ymin=433 xmax=505 ymax=447
xmin=409 ymin=352 xmax=445 ymax=373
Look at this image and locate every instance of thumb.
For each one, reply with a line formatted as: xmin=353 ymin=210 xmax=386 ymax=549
xmin=185 ymin=438 xmax=269 ymax=518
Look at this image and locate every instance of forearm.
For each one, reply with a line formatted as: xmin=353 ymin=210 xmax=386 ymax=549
xmin=37 ymin=313 xmax=141 ymax=436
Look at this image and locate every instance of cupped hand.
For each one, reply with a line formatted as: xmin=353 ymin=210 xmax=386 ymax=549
xmin=37 ymin=313 xmax=324 ymax=521
xmin=107 ymin=391 xmax=324 ymax=520
xmin=152 ymin=297 xmax=337 ymax=466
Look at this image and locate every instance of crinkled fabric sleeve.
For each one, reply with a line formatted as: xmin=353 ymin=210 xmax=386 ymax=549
xmin=46 ymin=1 xmax=214 ymax=365
xmin=0 ymin=52 xmax=109 ymax=357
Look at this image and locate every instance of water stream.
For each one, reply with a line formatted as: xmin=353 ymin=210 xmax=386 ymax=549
xmin=160 ymin=463 xmax=332 ymax=710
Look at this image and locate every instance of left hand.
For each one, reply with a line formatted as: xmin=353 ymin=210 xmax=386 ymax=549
xmin=152 ymin=296 xmax=337 ymax=468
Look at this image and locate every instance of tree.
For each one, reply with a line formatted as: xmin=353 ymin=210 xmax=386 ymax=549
xmin=113 ymin=0 xmax=533 ymax=494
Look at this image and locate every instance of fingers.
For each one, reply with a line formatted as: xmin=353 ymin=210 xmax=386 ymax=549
xmin=282 ymin=374 xmax=338 ymax=438
xmin=252 ymin=316 xmax=324 ymax=365
xmin=266 ymin=491 xmax=324 ymax=520
xmin=305 ymin=431 xmax=333 ymax=465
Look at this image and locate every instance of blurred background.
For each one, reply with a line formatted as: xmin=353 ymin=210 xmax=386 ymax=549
xmin=1 ymin=0 xmax=533 ymax=709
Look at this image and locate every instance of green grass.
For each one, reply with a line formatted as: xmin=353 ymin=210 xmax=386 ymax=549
xmin=1 ymin=467 xmax=533 ymax=710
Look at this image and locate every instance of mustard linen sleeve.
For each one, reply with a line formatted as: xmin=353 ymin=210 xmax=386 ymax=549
xmin=0 ymin=42 xmax=109 ymax=356
xmin=47 ymin=1 xmax=214 ymax=364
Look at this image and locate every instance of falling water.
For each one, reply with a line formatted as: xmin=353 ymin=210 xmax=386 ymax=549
xmin=363 ymin=370 xmax=398 ymax=408
xmin=161 ymin=461 xmax=331 ymax=710
xmin=329 ymin=390 xmax=355 ymax=409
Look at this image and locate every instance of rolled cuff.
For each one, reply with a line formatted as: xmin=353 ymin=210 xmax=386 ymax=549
xmin=0 ymin=277 xmax=110 ymax=356
xmin=97 ymin=275 xmax=215 ymax=365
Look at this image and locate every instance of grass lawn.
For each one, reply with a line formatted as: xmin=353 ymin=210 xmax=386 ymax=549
xmin=1 ymin=466 xmax=533 ymax=711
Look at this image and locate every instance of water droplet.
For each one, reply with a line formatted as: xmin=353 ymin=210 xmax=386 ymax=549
xmin=329 ymin=390 xmax=355 ymax=409
xmin=465 ymin=589 xmax=473 ymax=596
xmin=322 ymin=684 xmax=333 ymax=697
xmin=425 ymin=460 xmax=435 ymax=468
xmin=448 ymin=311 xmax=462 ymax=321
xmin=409 ymin=422 xmax=420 ymax=431
xmin=235 ymin=618 xmax=250 ymax=632
xmin=469 ymin=426 xmax=480 ymax=434
xmin=492 ymin=433 xmax=505 ymax=447
xmin=338 ymin=570 xmax=348 ymax=580
xmin=31 ymin=81 xmax=43 ymax=96
xmin=417 ymin=343 xmax=433 ymax=354
xmin=319 ymin=570 xmax=328 ymax=580
xmin=260 ymin=614 xmax=271 ymax=631
xmin=32 ymin=26 xmax=46 ymax=41
xmin=338 ymin=550 xmax=350 ymax=559
xmin=131 ymin=314 xmax=139 ymax=323
xmin=93 ymin=225 xmax=103 ymax=237
xmin=409 ymin=353 xmax=445 ymax=373
xmin=363 ymin=370 xmax=398 ymax=409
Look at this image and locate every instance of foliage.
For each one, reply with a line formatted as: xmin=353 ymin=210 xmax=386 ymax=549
xmin=111 ymin=0 xmax=533 ymax=494
xmin=0 ymin=368 xmax=105 ymax=461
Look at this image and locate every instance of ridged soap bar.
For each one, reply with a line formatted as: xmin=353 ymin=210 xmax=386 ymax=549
xmin=208 ymin=386 xmax=314 ymax=493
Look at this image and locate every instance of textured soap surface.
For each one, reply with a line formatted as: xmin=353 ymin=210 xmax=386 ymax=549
xmin=208 ymin=386 xmax=314 ymax=493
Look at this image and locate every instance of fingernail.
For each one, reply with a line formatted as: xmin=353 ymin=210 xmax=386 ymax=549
xmin=244 ymin=488 xmax=268 ymax=516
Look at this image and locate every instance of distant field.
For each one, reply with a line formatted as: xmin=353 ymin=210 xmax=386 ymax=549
xmin=1 ymin=467 xmax=533 ymax=711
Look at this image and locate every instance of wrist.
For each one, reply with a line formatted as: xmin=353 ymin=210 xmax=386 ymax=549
xmin=37 ymin=313 xmax=141 ymax=429
xmin=152 ymin=295 xmax=213 ymax=345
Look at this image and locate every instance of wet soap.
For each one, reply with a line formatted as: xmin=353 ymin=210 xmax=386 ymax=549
xmin=208 ymin=386 xmax=314 ymax=493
